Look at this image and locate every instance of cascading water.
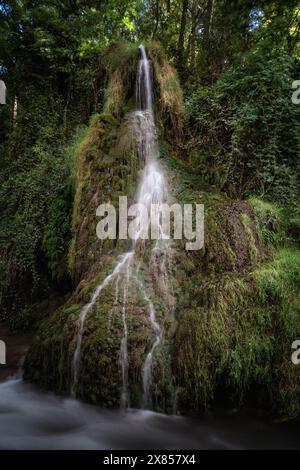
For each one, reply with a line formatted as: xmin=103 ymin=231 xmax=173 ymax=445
xmin=136 ymin=44 xmax=153 ymax=113
xmin=135 ymin=46 xmax=168 ymax=407
xmin=119 ymin=263 xmax=130 ymax=409
xmin=134 ymin=276 xmax=163 ymax=409
xmin=71 ymin=44 xmax=170 ymax=409
xmin=71 ymin=251 xmax=134 ymax=396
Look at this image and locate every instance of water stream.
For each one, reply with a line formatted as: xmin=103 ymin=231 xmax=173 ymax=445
xmin=72 ymin=252 xmax=134 ymax=396
xmin=119 ymin=264 xmax=130 ymax=409
xmin=72 ymin=45 xmax=169 ymax=407
xmin=1 ymin=379 xmax=299 ymax=450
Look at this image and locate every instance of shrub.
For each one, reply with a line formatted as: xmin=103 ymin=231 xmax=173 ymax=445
xmin=186 ymin=44 xmax=300 ymax=208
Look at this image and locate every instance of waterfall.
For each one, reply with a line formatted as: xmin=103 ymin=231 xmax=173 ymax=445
xmin=119 ymin=263 xmax=130 ymax=409
xmin=136 ymin=45 xmax=153 ymax=113
xmin=142 ymin=302 xmax=162 ymax=408
xmin=71 ymin=45 xmax=169 ymax=409
xmin=134 ymin=276 xmax=163 ymax=409
xmin=71 ymin=252 xmax=134 ymax=396
xmin=135 ymin=46 xmax=167 ymax=406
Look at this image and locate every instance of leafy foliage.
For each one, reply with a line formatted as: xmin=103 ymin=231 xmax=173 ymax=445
xmin=186 ymin=44 xmax=300 ymax=207
xmin=0 ymin=156 xmax=72 ymax=313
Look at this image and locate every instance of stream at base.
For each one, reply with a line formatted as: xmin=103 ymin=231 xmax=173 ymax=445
xmin=0 ymin=379 xmax=299 ymax=450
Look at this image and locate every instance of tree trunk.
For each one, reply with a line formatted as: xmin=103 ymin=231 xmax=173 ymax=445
xmin=187 ymin=0 xmax=201 ymax=69
xmin=200 ymin=0 xmax=214 ymax=76
xmin=152 ymin=0 xmax=160 ymax=37
xmin=202 ymin=0 xmax=213 ymax=48
xmin=177 ymin=0 xmax=189 ymax=72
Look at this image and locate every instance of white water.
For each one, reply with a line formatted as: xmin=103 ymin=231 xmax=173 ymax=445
xmin=136 ymin=44 xmax=153 ymax=114
xmin=138 ymin=283 xmax=163 ymax=408
xmin=119 ymin=263 xmax=130 ymax=409
xmin=3 ymin=379 xmax=298 ymax=450
xmin=72 ymin=251 xmax=134 ymax=395
xmin=72 ymin=45 xmax=168 ymax=408
xmin=142 ymin=303 xmax=163 ymax=406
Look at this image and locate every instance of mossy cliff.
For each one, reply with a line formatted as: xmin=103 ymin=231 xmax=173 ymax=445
xmin=164 ymin=154 xmax=300 ymax=419
xmin=68 ymin=43 xmax=184 ymax=284
xmin=24 ymin=43 xmax=182 ymax=412
xmin=24 ymin=43 xmax=300 ymax=419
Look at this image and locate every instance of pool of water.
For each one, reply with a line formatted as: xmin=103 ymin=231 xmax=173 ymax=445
xmin=0 ymin=378 xmax=299 ymax=450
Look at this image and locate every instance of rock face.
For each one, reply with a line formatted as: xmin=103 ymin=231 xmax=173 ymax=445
xmin=24 ymin=44 xmax=300 ymax=419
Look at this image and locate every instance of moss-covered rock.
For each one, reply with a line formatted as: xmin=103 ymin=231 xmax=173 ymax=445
xmin=165 ymin=152 xmax=300 ymax=419
xmin=24 ymin=43 xmax=300 ymax=420
xmin=24 ymin=251 xmax=177 ymax=410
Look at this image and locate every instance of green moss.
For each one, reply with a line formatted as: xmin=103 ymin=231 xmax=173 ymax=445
xmin=254 ymin=248 xmax=300 ymax=308
xmin=249 ymin=197 xmax=286 ymax=246
xmin=148 ymin=42 xmax=184 ymax=142
xmin=241 ymin=212 xmax=258 ymax=262
xmin=103 ymin=42 xmax=139 ymax=73
xmin=103 ymin=69 xmax=125 ymax=117
xmin=163 ymin=143 xmax=299 ymax=418
xmin=63 ymin=303 xmax=81 ymax=316
xmin=174 ymin=246 xmax=300 ymax=418
xmin=102 ymin=43 xmax=139 ymax=119
xmin=98 ymin=113 xmax=119 ymax=127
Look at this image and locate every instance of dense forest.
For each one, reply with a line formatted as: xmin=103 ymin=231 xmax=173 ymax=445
xmin=0 ymin=0 xmax=300 ymax=421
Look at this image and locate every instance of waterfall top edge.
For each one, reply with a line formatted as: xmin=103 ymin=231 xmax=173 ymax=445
xmin=138 ymin=44 xmax=148 ymax=61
